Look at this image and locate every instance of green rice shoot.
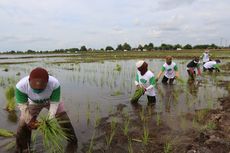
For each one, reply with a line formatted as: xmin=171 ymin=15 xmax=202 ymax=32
xmin=5 ymin=86 xmax=16 ymax=111
xmin=34 ymin=116 xmax=69 ymax=153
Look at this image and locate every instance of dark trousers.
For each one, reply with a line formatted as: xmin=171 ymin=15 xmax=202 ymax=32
xmin=203 ymin=67 xmax=219 ymax=72
xmin=147 ymin=96 xmax=156 ymax=104
xmin=162 ymin=75 xmax=175 ymax=85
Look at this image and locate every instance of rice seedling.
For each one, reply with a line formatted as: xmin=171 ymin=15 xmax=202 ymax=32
xmin=87 ymin=131 xmax=96 ymax=153
xmin=106 ymin=117 xmax=117 ymax=148
xmin=128 ymin=138 xmax=133 ymax=153
xmin=156 ymin=113 xmax=161 ymax=126
xmin=105 ymin=129 xmax=116 ymax=148
xmin=114 ymin=64 xmax=122 ymax=72
xmin=139 ymin=107 xmax=145 ymax=122
xmin=111 ymin=117 xmax=117 ymax=130
xmin=4 ymin=140 xmax=16 ymax=151
xmin=86 ymin=102 xmax=91 ymax=125
xmin=195 ymin=109 xmax=209 ymax=122
xmin=0 ymin=128 xmax=14 ymax=137
xmin=96 ymin=103 xmax=101 ymax=112
xmin=5 ymin=86 xmax=16 ymax=111
xmin=164 ymin=141 xmax=173 ymax=153
xmin=34 ymin=115 xmax=69 ymax=153
xmin=142 ymin=126 xmax=149 ymax=145
xmin=108 ymin=106 xmax=114 ymax=114
xmin=203 ymin=121 xmax=216 ymax=130
xmin=123 ymin=117 xmax=130 ymax=136
xmin=111 ymin=90 xmax=122 ymax=96
xmin=0 ymin=77 xmax=5 ymax=86
xmin=94 ymin=113 xmax=101 ymax=127
xmin=207 ymin=99 xmax=214 ymax=109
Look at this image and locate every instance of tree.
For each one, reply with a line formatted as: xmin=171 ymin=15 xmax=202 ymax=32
xmin=27 ymin=49 xmax=36 ymax=53
xmin=123 ymin=42 xmax=131 ymax=51
xmin=193 ymin=44 xmax=209 ymax=49
xmin=80 ymin=46 xmax=87 ymax=51
xmin=137 ymin=44 xmax=143 ymax=51
xmin=116 ymin=44 xmax=123 ymax=51
xmin=173 ymin=44 xmax=182 ymax=50
xmin=105 ymin=46 xmax=114 ymax=51
xmin=143 ymin=44 xmax=148 ymax=50
xmin=160 ymin=44 xmax=173 ymax=50
xmin=210 ymin=44 xmax=218 ymax=49
xmin=148 ymin=43 xmax=154 ymax=50
xmin=183 ymin=44 xmax=192 ymax=49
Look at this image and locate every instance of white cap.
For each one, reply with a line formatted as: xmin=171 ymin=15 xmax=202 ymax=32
xmin=136 ymin=60 xmax=144 ymax=68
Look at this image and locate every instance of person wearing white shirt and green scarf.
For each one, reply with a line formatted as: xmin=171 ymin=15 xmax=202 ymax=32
xmin=131 ymin=61 xmax=156 ymax=105
xmin=156 ymin=56 xmax=179 ymax=85
xmin=203 ymin=60 xmax=221 ymax=72
xmin=15 ymin=67 xmax=77 ymax=153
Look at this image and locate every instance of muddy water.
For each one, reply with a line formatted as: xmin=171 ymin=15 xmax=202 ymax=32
xmin=0 ymin=56 xmax=229 ymax=153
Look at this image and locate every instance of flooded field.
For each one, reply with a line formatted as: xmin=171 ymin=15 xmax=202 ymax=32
xmin=0 ymin=54 xmax=230 ymax=153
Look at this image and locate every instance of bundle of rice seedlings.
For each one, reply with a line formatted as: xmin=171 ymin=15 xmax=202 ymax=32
xmin=34 ymin=116 xmax=69 ymax=153
xmin=0 ymin=128 xmax=14 ymax=137
xmin=5 ymin=86 xmax=16 ymax=111
xmin=130 ymin=88 xmax=145 ymax=103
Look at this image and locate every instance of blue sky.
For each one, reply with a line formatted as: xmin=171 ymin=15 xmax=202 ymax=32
xmin=0 ymin=0 xmax=230 ymax=51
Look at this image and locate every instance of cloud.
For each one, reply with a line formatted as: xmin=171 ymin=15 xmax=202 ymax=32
xmin=157 ymin=0 xmax=196 ymax=11
xmin=0 ymin=0 xmax=230 ymax=50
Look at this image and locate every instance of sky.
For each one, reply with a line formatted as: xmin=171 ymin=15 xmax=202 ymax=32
xmin=0 ymin=0 xmax=230 ymax=51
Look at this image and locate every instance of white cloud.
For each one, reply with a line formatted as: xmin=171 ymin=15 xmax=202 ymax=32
xmin=0 ymin=0 xmax=230 ymax=50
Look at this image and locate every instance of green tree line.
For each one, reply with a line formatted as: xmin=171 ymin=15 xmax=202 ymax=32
xmin=1 ymin=42 xmax=226 ymax=54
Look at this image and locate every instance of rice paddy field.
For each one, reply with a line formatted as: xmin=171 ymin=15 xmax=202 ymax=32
xmin=0 ymin=50 xmax=230 ymax=153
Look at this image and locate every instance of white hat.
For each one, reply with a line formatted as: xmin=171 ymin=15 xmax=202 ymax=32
xmin=136 ymin=60 xmax=144 ymax=68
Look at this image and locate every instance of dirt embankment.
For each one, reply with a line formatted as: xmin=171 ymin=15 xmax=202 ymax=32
xmin=184 ymin=95 xmax=230 ymax=153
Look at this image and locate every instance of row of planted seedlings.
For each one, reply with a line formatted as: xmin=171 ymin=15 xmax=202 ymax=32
xmin=83 ymin=97 xmax=175 ymax=153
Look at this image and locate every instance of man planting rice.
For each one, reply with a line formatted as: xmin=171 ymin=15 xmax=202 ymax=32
xmin=15 ymin=67 xmax=77 ymax=153
xmin=130 ymin=60 xmax=156 ymax=105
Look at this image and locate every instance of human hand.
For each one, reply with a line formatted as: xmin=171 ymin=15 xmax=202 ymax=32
xmin=155 ymin=78 xmax=159 ymax=82
xmin=27 ymin=117 xmax=40 ymax=130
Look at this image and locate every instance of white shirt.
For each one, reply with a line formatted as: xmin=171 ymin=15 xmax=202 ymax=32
xmin=203 ymin=61 xmax=217 ymax=69
xmin=162 ymin=62 xmax=178 ymax=78
xmin=202 ymin=53 xmax=210 ymax=63
xmin=135 ymin=70 xmax=156 ymax=96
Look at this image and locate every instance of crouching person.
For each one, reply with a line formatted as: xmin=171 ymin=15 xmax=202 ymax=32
xmin=203 ymin=60 xmax=221 ymax=72
xmin=15 ymin=67 xmax=77 ymax=153
xmin=130 ymin=61 xmax=156 ymax=105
